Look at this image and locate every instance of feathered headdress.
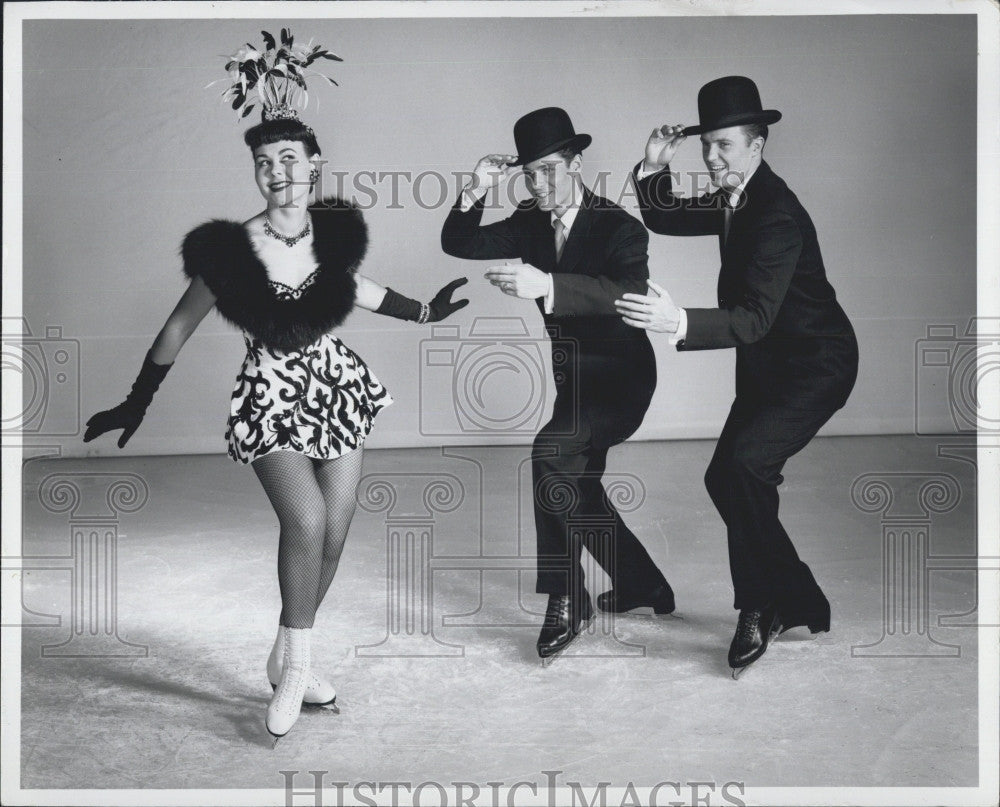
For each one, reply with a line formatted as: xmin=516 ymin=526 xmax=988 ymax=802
xmin=209 ymin=28 xmax=342 ymax=122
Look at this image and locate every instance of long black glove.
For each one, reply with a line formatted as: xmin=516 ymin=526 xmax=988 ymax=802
xmin=376 ymin=277 xmax=469 ymax=323
xmin=83 ymin=350 xmax=173 ymax=448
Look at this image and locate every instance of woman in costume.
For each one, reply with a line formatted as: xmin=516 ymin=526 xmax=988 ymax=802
xmin=83 ymin=31 xmax=468 ymax=744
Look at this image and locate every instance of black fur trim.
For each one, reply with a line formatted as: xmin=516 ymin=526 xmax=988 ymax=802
xmin=181 ymin=196 xmax=366 ymax=352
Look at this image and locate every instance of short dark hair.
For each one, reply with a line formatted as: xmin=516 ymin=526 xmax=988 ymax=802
xmin=244 ymin=118 xmax=321 ymax=157
xmin=557 ymin=147 xmax=581 ymax=165
xmin=741 ymin=124 xmax=768 ymax=146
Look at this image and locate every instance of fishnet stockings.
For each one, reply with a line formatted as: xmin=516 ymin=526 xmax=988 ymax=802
xmin=252 ymin=448 xmax=365 ymax=628
xmin=313 ymin=448 xmax=364 ymax=609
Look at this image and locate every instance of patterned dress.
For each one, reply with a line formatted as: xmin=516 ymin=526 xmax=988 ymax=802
xmin=225 ymin=233 xmax=392 ymax=464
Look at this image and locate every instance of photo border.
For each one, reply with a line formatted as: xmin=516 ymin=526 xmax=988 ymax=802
xmin=3 ymin=2 xmax=997 ymax=806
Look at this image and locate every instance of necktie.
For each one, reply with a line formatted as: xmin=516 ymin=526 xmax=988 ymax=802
xmin=553 ymin=217 xmax=567 ymax=263
xmin=723 ymin=197 xmax=734 ymax=244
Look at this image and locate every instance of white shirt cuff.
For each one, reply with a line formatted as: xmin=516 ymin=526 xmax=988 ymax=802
xmin=668 ymin=307 xmax=688 ymax=346
xmin=459 ymin=185 xmax=486 ymax=213
xmin=636 ymin=164 xmax=664 ymax=181
xmin=543 ymin=273 xmax=555 ymax=314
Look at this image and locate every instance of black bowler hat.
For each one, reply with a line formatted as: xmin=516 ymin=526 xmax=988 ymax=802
xmin=511 ymin=107 xmax=592 ymax=166
xmin=682 ymin=76 xmax=782 ymax=136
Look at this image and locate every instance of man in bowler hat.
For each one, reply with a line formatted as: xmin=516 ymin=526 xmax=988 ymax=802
xmin=615 ymin=77 xmax=858 ymax=675
xmin=441 ymin=107 xmax=675 ymax=660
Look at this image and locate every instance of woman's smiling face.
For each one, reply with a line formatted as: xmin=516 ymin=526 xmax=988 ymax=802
xmin=253 ymin=140 xmax=315 ymax=207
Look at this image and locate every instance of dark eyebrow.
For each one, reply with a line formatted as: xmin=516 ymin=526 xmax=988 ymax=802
xmin=278 ymin=148 xmax=297 ymax=155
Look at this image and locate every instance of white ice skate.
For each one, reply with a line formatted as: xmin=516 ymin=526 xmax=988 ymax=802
xmin=266 ymin=627 xmax=311 ymax=746
xmin=268 ymin=625 xmax=339 ymax=713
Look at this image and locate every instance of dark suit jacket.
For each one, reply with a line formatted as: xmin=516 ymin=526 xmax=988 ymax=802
xmin=635 ymin=160 xmax=858 ymax=409
xmin=441 ymin=187 xmax=657 ymax=445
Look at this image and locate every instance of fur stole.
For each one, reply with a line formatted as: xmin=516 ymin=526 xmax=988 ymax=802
xmin=181 ymin=196 xmax=366 ymax=352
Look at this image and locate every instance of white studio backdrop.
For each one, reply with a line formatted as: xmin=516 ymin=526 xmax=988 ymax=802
xmin=16 ymin=14 xmax=977 ymax=457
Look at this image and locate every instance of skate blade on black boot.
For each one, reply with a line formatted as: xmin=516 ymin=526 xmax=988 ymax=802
xmin=539 ymin=613 xmax=595 ymax=667
xmin=596 ymin=583 xmax=676 ymax=618
xmin=730 ymin=626 xmax=782 ymax=679
xmin=778 ymin=604 xmax=830 ymax=638
xmin=536 ymin=593 xmax=594 ymax=666
xmin=620 ymin=606 xmax=684 ymax=621
xmin=605 ymin=604 xmax=680 ymax=619
xmin=728 ymin=607 xmax=782 ymax=680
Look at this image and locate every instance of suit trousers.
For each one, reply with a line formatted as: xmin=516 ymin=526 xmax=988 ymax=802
xmin=704 ymin=397 xmax=839 ymax=622
xmin=532 ymin=397 xmax=667 ymax=598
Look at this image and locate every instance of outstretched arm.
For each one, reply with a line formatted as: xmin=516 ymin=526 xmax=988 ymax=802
xmin=486 ymin=214 xmax=655 ymax=318
xmin=150 ymin=276 xmax=218 ymax=363
xmin=356 ymin=273 xmax=469 ymax=323
xmin=549 ymin=216 xmax=651 ymax=316
xmin=615 ymin=210 xmax=802 ymax=349
xmin=681 ymin=209 xmax=802 ymax=349
xmin=354 ymin=274 xmax=389 ymax=311
xmin=84 ymin=277 xmax=217 ymax=447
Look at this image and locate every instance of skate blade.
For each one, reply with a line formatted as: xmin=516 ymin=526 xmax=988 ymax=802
xmin=540 ymin=641 xmax=572 ymax=667
xmin=271 ymin=683 xmax=339 ymax=712
xmin=730 ymin=626 xmax=782 ymax=679
xmin=539 ymin=616 xmax=595 ymax=666
xmin=625 ymin=606 xmax=672 ymax=617
xmin=307 ymin=699 xmax=340 ymax=714
xmin=777 ymin=625 xmax=823 ymax=641
xmin=601 ymin=606 xmax=679 ymax=618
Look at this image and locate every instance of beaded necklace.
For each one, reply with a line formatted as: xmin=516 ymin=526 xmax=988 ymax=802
xmin=263 ymin=214 xmax=311 ymax=247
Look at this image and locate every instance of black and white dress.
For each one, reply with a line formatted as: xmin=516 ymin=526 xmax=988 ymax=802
xmin=181 ymin=196 xmax=391 ymax=465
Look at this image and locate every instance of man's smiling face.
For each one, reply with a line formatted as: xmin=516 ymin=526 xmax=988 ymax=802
xmin=700 ymin=126 xmax=762 ymax=191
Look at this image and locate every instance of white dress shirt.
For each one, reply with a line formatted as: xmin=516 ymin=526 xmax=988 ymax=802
xmin=636 ymin=161 xmax=758 ymax=346
xmin=544 ymin=196 xmax=582 ymax=313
